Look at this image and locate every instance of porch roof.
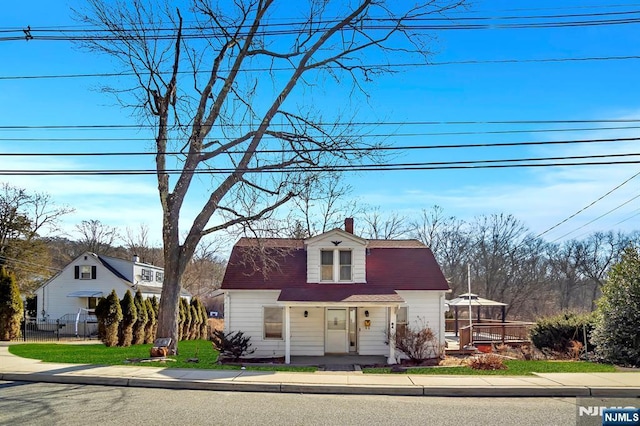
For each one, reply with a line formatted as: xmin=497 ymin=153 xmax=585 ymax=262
xmin=278 ymin=285 xmax=404 ymax=303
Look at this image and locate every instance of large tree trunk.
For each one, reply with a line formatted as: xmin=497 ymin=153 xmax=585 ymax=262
xmin=157 ymin=260 xmax=181 ymax=354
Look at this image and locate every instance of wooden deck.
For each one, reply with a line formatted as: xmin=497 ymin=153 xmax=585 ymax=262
xmin=457 ymin=322 xmax=534 ymax=348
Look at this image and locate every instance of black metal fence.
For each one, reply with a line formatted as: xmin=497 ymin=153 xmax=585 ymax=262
xmin=13 ymin=316 xmax=99 ymax=342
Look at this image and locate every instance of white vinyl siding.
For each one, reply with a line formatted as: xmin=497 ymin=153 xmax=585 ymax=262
xmin=290 ymin=307 xmax=324 ymax=356
xmin=357 ymin=307 xmax=389 ymax=356
xmin=224 ymin=290 xmax=285 ymax=358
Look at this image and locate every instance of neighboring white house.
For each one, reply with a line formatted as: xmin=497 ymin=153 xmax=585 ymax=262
xmin=35 ymin=251 xmax=189 ymax=321
xmin=220 ymin=218 xmax=451 ymax=364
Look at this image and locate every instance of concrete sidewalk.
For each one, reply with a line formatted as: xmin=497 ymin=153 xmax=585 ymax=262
xmin=1 ymin=345 xmax=638 ymax=397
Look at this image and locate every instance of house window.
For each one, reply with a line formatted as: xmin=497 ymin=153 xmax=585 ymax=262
xmin=339 ymin=250 xmax=352 ymax=281
xmin=75 ymin=265 xmax=96 ymax=280
xmin=141 ymin=269 xmax=152 ymax=281
xmin=396 ymin=306 xmax=408 ymax=335
xmin=263 ymin=306 xmax=283 ymax=339
xmin=156 ymin=272 xmax=164 ymax=283
xmin=320 ymin=250 xmax=333 ymax=281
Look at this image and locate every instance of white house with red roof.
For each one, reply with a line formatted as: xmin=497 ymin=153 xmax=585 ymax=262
xmin=221 ymin=218 xmax=451 ymax=364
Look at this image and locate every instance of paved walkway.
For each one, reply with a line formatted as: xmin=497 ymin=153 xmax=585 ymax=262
xmin=1 ymin=345 xmax=638 ymax=397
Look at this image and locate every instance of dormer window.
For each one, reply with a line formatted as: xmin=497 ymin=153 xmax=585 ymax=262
xmin=321 ymin=249 xmax=352 ymax=282
xmin=339 ymin=251 xmax=352 ymax=281
xmin=321 ymin=250 xmax=333 ymax=280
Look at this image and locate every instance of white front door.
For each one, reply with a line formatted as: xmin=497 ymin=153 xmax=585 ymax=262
xmin=326 ymin=308 xmax=348 ymax=353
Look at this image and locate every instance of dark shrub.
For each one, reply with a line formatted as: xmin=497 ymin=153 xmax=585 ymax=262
xmin=95 ymin=290 xmax=122 ymax=347
xmin=132 ymin=290 xmax=148 ymax=345
xmin=0 ymin=267 xmax=23 ymax=341
xmin=143 ymin=298 xmax=156 ymax=344
xmin=118 ymin=290 xmax=137 ymax=347
xmin=530 ymin=311 xmax=595 ymax=355
xmin=211 ymin=329 xmax=255 ymax=361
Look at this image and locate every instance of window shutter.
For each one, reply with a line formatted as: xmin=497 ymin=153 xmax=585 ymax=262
xmin=91 ymin=266 xmax=97 ymax=279
xmin=74 ymin=266 xmax=79 ymax=279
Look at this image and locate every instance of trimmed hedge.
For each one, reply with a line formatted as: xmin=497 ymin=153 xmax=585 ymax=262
xmin=530 ymin=311 xmax=596 ymax=354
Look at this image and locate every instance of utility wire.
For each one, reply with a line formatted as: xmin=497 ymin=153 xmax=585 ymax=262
xmin=2 ymin=119 xmax=640 ymax=130
xmin=1 ymin=153 xmax=638 ymax=175
xmin=1 ymin=136 xmax=639 ymax=157
xmin=3 ymin=125 xmax=640 ymax=140
xmin=2 ymin=55 xmax=640 ymax=81
xmin=535 ymin=170 xmax=640 ymax=239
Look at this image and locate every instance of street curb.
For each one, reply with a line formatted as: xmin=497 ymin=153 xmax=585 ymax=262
xmin=3 ymin=372 xmax=638 ymax=397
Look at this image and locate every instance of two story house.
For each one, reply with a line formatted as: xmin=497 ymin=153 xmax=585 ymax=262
xmin=35 ymin=251 xmax=189 ymax=321
xmin=220 ymin=218 xmax=450 ymax=364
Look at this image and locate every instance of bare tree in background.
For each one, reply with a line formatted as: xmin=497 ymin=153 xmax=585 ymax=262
xmin=409 ymin=206 xmax=471 ymax=294
xmin=290 ymin=173 xmax=360 ymax=237
xmin=123 ymin=224 xmax=164 ymax=265
xmin=360 ymin=207 xmax=408 ymax=239
xmin=75 ymin=220 xmax=120 ymax=256
xmin=76 ymin=0 xmax=465 ymax=352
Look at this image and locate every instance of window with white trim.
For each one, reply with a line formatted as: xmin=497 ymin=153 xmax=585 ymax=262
xmin=320 ymin=249 xmax=352 ymax=282
xmin=141 ymin=269 xmax=152 ymax=281
xmin=339 ymin=250 xmax=352 ymax=281
xmin=80 ymin=265 xmax=92 ymax=279
xmin=321 ymin=250 xmax=333 ymax=281
xmin=263 ymin=307 xmax=283 ymax=339
xmin=155 ymin=271 xmax=164 ymax=283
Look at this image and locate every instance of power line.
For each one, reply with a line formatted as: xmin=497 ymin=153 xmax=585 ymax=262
xmin=3 ymin=125 xmax=640 ymax=140
xmin=535 ymin=170 xmax=640 ymax=239
xmin=2 ymin=119 xmax=640 ymax=130
xmin=550 ymin=192 xmax=640 ymax=242
xmin=0 ymin=153 xmax=638 ymax=175
xmin=1 ymin=136 xmax=639 ymax=157
xmin=2 ymin=55 xmax=640 ymax=81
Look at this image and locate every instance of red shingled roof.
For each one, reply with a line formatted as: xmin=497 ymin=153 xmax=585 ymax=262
xmin=221 ymin=237 xmax=449 ymax=301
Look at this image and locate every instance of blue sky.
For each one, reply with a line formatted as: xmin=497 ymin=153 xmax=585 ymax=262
xmin=1 ymin=0 xmax=639 ymax=246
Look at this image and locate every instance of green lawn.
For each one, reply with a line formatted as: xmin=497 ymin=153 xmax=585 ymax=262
xmin=362 ymin=360 xmax=617 ymax=375
xmin=8 ymin=342 xmax=616 ymax=375
xmin=8 ymin=340 xmax=316 ymax=372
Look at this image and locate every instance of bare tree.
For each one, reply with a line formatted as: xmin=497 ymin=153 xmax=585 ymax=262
xmin=75 ymin=220 xmax=120 ymax=256
xmin=76 ymin=0 xmax=466 ymax=352
xmin=360 ymin=207 xmax=408 ymax=239
xmin=409 ymin=206 xmax=471 ymax=294
xmin=290 ymin=173 xmax=360 ymax=237
xmin=123 ymin=224 xmax=164 ymax=265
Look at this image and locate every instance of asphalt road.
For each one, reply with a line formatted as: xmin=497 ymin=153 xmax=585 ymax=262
xmin=0 ymin=380 xmax=578 ymax=425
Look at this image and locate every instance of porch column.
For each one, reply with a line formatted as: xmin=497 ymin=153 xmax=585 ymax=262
xmin=285 ymin=306 xmax=291 ymax=364
xmin=387 ymin=306 xmax=397 ymax=365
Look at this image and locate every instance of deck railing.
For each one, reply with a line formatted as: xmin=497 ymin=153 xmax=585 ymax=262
xmin=459 ymin=322 xmax=534 ymax=348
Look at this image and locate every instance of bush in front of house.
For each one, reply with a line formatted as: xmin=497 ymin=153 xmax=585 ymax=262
xmin=132 ymin=290 xmax=148 ymax=345
xmin=143 ymin=297 xmax=156 ymax=344
xmin=530 ymin=310 xmax=596 ymax=357
xmin=179 ymin=297 xmax=192 ymax=340
xmin=591 ymin=245 xmax=640 ymax=367
xmin=197 ymin=298 xmax=209 ymax=339
xmin=95 ymin=289 xmax=122 ymax=347
xmin=468 ymin=353 xmax=507 ymax=370
xmin=393 ymin=318 xmax=442 ymax=363
xmin=118 ymin=290 xmax=137 ymax=347
xmin=0 ymin=267 xmax=23 ymax=341
xmin=211 ymin=329 xmax=255 ymax=361
xmin=189 ymin=302 xmax=200 ymax=340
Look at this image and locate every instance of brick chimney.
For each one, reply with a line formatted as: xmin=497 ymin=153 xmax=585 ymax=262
xmin=344 ymin=218 xmax=354 ymax=234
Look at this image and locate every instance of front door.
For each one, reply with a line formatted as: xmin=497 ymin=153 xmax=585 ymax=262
xmin=326 ymin=308 xmax=348 ymax=353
